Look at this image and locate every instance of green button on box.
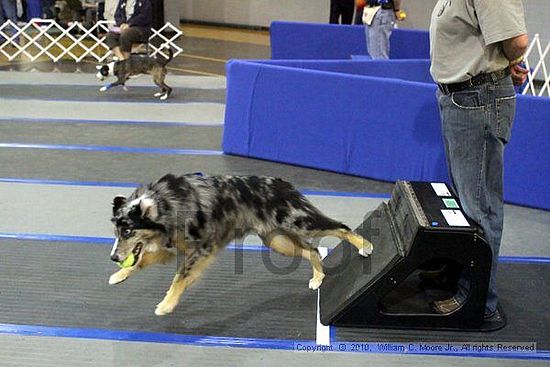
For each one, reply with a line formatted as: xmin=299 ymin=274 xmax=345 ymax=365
xmin=443 ymin=198 xmax=459 ymax=209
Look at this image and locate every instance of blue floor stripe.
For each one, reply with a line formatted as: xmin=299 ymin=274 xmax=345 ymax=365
xmin=301 ymin=189 xmax=390 ymax=199
xmin=0 ymin=323 xmax=548 ymax=360
xmin=0 ymin=323 xmax=304 ymax=350
xmin=0 ymin=177 xmax=140 ymax=188
xmin=0 ymin=143 xmax=224 ymax=156
xmin=0 ymin=116 xmax=224 ymax=127
xmin=0 ymin=233 xmax=114 ymax=245
xmin=499 ymin=256 xmax=550 ymax=264
xmin=0 ymin=232 xmax=547 ymax=264
xmin=0 ymin=177 xmax=388 ymax=198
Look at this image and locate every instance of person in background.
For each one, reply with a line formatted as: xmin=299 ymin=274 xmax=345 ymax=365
xmin=358 ymin=0 xmax=404 ymax=59
xmin=57 ymin=0 xmax=81 ymax=25
xmin=353 ymin=2 xmax=363 ymax=25
xmin=102 ymin=0 xmax=116 ymax=23
xmin=105 ymin=0 xmax=152 ymax=60
xmin=41 ymin=0 xmax=56 ymax=19
xmin=429 ymin=0 xmax=529 ymax=320
xmin=330 ymin=0 xmax=354 ymax=25
xmin=0 ymin=0 xmax=17 ymax=44
xmin=81 ymin=0 xmax=102 ymax=28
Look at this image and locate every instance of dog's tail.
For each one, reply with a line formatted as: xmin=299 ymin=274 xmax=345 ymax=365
xmin=158 ymin=47 xmax=174 ymax=66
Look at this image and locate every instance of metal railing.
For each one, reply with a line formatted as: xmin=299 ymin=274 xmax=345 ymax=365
xmin=0 ymin=19 xmax=183 ymax=63
xmin=523 ymin=33 xmax=550 ymax=98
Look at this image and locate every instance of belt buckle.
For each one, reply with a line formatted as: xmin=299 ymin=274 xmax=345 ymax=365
xmin=467 ymin=78 xmax=474 ymax=88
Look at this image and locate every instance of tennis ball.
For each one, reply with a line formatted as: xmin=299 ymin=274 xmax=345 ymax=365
xmin=118 ymin=253 xmax=135 ymax=269
xmin=396 ymin=10 xmax=407 ymax=21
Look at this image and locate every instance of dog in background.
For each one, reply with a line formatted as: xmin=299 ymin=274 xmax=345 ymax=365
xmin=96 ymin=48 xmax=173 ymax=100
xmin=109 ymin=173 xmax=373 ymax=316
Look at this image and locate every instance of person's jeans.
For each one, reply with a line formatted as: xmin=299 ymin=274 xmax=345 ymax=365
xmin=365 ymin=8 xmax=394 ymax=59
xmin=0 ymin=0 xmax=17 ymax=43
xmin=437 ymin=75 xmax=516 ymax=316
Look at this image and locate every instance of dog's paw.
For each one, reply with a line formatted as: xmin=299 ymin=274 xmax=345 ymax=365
xmin=358 ymin=244 xmax=373 ymax=257
xmin=122 ymin=86 xmax=128 ymax=92
xmin=108 ymin=269 xmax=130 ymax=285
xmin=99 ymin=86 xmax=108 ymax=92
xmin=155 ymin=299 xmax=176 ymax=316
xmin=309 ymin=275 xmax=325 ymax=290
xmin=154 ymin=92 xmax=163 ymax=97
xmin=160 ymin=93 xmax=169 ymax=100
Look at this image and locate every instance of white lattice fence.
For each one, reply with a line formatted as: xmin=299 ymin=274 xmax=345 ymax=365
xmin=523 ymin=33 xmax=550 ymax=98
xmin=0 ymin=19 xmax=182 ymax=63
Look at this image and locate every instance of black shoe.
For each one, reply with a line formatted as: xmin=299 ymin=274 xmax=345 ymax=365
xmin=484 ymin=310 xmax=502 ymax=322
xmin=431 ymin=296 xmax=464 ymax=314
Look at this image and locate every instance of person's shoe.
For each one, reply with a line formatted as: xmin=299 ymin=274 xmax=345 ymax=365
xmin=483 ymin=310 xmax=502 ymax=322
xmin=431 ymin=296 xmax=464 ymax=314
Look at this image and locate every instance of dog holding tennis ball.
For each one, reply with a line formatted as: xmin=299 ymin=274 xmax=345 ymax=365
xmin=108 ymin=173 xmax=372 ymax=316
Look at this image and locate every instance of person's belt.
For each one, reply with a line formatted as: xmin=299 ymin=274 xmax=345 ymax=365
xmin=367 ymin=1 xmax=394 ymax=9
xmin=438 ymin=68 xmax=511 ymax=95
xmin=368 ymin=4 xmax=394 ymax=9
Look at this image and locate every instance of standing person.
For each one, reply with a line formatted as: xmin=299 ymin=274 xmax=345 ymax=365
xmin=361 ymin=0 xmax=404 ymax=59
xmin=102 ymin=0 xmax=117 ymax=23
xmin=329 ymin=0 xmax=354 ymax=25
xmin=105 ymin=0 xmax=152 ymax=60
xmin=429 ymin=0 xmax=529 ymax=320
xmin=41 ymin=0 xmax=56 ymax=19
xmin=0 ymin=0 xmax=17 ymax=44
xmin=353 ymin=0 xmax=363 ymax=25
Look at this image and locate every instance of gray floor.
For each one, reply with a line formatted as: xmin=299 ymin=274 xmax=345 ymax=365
xmin=0 ymin=121 xmax=224 ymax=149
xmin=0 ymin=32 xmax=549 ymax=367
xmin=1 ymin=334 xmax=547 ymax=367
xmin=0 ymin=99 xmax=225 ymax=125
xmin=1 ymin=182 xmax=548 ymax=256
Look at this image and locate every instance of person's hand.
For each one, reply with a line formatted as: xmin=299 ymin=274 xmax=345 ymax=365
xmin=120 ymin=23 xmax=129 ymax=31
xmin=510 ymin=63 xmax=528 ymax=86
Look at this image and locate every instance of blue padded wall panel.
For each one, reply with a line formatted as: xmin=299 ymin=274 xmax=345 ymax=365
xmin=270 ymin=22 xmax=367 ymax=60
xmin=222 ymin=60 xmax=260 ymax=155
xmin=270 ymin=21 xmax=430 ymax=60
xmin=224 ymin=60 xmax=550 ymax=210
xmin=389 ymin=29 xmax=431 ymax=60
xmin=224 ymin=60 xmax=447 ymax=182
xmin=255 ymin=59 xmax=434 ymax=84
xmin=505 ymin=95 xmax=550 ymax=210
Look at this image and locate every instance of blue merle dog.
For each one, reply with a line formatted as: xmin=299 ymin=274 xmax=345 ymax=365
xmin=109 ymin=173 xmax=373 ymax=316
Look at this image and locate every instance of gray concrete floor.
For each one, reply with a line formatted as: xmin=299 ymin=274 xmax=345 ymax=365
xmin=0 ymin=26 xmax=548 ymax=367
xmin=1 ymin=334 xmax=547 ymax=367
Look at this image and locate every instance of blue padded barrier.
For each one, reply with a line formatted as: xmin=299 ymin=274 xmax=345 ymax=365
xmin=223 ymin=59 xmax=448 ymax=182
xmin=270 ymin=21 xmax=430 ymax=60
xmin=389 ymin=28 xmax=431 ymax=60
xmin=254 ymin=59 xmax=434 ymax=83
xmin=505 ymin=95 xmax=550 ymax=210
xmin=223 ymin=59 xmax=550 ymax=211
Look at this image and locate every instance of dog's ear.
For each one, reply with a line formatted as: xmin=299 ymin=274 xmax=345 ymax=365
xmin=112 ymin=195 xmax=127 ymax=215
xmin=139 ymin=197 xmax=158 ymax=221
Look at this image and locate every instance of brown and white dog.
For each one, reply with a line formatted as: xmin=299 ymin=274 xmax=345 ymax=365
xmin=109 ymin=173 xmax=373 ymax=316
xmin=96 ymin=49 xmax=173 ymax=99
